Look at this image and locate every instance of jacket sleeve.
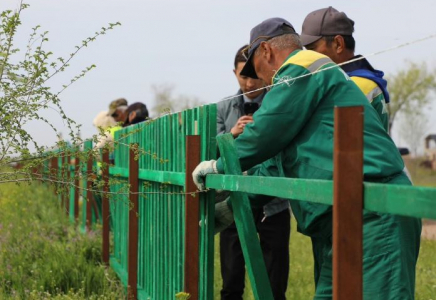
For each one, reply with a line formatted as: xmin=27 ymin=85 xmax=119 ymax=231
xmin=216 ymin=107 xmax=227 ymax=136
xmin=216 ymin=67 xmax=322 ymax=173
xmin=245 ymin=157 xmax=280 ymax=208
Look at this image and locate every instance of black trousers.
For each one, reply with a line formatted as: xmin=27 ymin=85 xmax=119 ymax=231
xmin=219 ymin=208 xmax=291 ymax=300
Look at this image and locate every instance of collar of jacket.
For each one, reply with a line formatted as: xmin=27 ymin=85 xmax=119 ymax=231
xmin=231 ymin=90 xmax=245 ymax=112
xmin=232 ymin=89 xmax=266 ymax=111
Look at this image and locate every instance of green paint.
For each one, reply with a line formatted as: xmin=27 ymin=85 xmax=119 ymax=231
xmin=217 ymin=133 xmax=274 ymax=300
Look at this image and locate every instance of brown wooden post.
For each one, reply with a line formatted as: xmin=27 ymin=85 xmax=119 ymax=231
xmin=333 ymin=106 xmax=364 ymax=300
xmin=60 ymin=155 xmax=64 ymax=211
xmin=86 ymin=152 xmax=93 ymax=232
xmin=128 ymin=144 xmax=139 ymax=300
xmin=74 ymin=156 xmax=80 ymax=221
xmin=63 ymin=154 xmax=68 ymax=215
xmin=50 ymin=156 xmax=58 ymax=195
xmin=66 ymin=154 xmax=71 ymax=216
xmin=184 ymin=135 xmax=201 ymax=300
xmin=102 ymin=149 xmax=110 ymax=265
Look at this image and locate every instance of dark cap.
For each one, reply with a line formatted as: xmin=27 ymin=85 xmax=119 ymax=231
xmin=240 ymin=18 xmax=297 ymax=79
xmin=300 ymin=7 xmax=354 ymax=46
xmin=108 ymin=98 xmax=128 ymax=116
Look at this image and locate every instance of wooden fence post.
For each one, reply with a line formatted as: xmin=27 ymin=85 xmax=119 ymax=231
xmin=50 ymin=156 xmax=58 ymax=196
xmin=102 ymin=149 xmax=110 ymax=265
xmin=86 ymin=152 xmax=93 ymax=232
xmin=64 ymin=154 xmax=70 ymax=216
xmin=184 ymin=135 xmax=201 ymax=300
xmin=333 ymin=106 xmax=364 ymax=300
xmin=128 ymin=144 xmax=139 ymax=300
xmin=74 ymin=156 xmax=80 ymax=221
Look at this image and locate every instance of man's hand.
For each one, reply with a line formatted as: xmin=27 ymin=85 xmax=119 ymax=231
xmin=192 ymin=160 xmax=218 ymax=191
xmin=230 ymin=116 xmax=253 ymax=138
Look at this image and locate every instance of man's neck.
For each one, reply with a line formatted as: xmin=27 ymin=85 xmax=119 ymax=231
xmin=339 ymin=50 xmax=355 ymax=64
xmin=243 ymin=92 xmax=263 ymax=103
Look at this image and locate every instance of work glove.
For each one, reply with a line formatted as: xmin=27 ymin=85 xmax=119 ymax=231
xmin=192 ymin=160 xmax=218 ymax=191
xmin=214 ymin=199 xmax=234 ymax=234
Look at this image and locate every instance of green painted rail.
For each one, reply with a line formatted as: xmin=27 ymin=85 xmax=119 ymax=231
xmin=206 ymin=175 xmax=436 ymax=220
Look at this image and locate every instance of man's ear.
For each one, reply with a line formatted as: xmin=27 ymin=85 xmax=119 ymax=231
xmin=233 ymin=69 xmax=236 ymax=75
xmin=334 ymin=35 xmax=345 ymax=54
xmin=129 ymin=111 xmax=137 ymax=122
xmin=260 ymin=41 xmax=272 ymax=62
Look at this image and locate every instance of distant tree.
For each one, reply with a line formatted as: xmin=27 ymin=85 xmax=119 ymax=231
xmin=399 ymin=111 xmax=429 ymax=156
xmin=151 ymin=84 xmax=203 ymax=116
xmin=387 ymin=62 xmax=436 ymax=135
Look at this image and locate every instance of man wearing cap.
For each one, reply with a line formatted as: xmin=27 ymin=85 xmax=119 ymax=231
xmin=193 ymin=17 xmax=421 ymax=299
xmin=106 ymin=98 xmax=128 ymax=163
xmin=217 ymin=45 xmax=290 ymax=300
xmin=301 ymin=7 xmax=390 ymax=132
xmin=108 ymin=98 xmax=129 ymax=124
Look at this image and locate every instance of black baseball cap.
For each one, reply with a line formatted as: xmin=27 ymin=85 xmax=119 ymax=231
xmin=300 ymin=7 xmax=354 ymax=46
xmin=240 ymin=18 xmax=297 ymax=79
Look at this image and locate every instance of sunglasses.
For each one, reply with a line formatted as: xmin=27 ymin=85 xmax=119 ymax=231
xmin=242 ymin=35 xmax=273 ymax=60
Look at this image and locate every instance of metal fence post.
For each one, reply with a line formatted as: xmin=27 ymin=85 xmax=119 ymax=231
xmin=128 ymin=143 xmax=139 ymax=300
xmin=184 ymin=135 xmax=201 ymax=300
xmin=64 ymin=154 xmax=70 ymax=216
xmin=333 ymin=106 xmax=364 ymax=300
xmin=50 ymin=156 xmax=58 ymax=196
xmin=102 ymin=149 xmax=110 ymax=265
xmin=74 ymin=156 xmax=80 ymax=222
xmin=86 ymin=152 xmax=93 ymax=232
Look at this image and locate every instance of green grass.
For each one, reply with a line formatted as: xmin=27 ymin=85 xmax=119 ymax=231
xmin=0 ymin=181 xmax=124 ymax=299
xmin=213 ymin=218 xmax=314 ymax=300
xmin=213 ymin=218 xmax=436 ymax=299
xmin=405 ymin=157 xmax=436 ymax=187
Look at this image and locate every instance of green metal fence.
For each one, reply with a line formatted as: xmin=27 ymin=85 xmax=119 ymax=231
xmin=47 ymin=103 xmax=436 ymax=300
xmin=107 ymin=105 xmax=216 ymax=299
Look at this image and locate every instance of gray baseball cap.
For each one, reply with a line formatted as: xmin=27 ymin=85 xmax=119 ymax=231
xmin=300 ymin=7 xmax=354 ymax=46
xmin=240 ymin=18 xmax=297 ymax=79
xmin=108 ymin=98 xmax=128 ymax=116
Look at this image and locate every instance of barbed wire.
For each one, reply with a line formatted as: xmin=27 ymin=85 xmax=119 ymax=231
xmin=3 ymin=170 xmax=208 ymax=197
xmin=5 ymin=32 xmax=436 ymax=173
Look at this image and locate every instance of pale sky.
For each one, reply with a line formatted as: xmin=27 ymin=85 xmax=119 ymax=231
xmin=2 ymin=0 xmax=436 ymax=152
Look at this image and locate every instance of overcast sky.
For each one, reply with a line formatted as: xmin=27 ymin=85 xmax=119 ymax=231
xmin=2 ymin=0 xmax=436 ymax=151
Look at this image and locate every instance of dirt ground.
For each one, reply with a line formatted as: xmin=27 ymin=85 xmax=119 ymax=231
xmin=421 ymin=220 xmax=436 ymax=240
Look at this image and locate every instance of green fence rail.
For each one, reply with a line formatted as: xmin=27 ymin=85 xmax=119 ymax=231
xmin=44 ymin=103 xmax=436 ymax=300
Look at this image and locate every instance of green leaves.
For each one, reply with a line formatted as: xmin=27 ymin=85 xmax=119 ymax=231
xmin=387 ymin=61 xmax=436 ymax=134
xmin=0 ymin=3 xmax=120 ymax=178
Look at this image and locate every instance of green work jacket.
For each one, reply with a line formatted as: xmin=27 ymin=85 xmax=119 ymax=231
xmin=351 ymin=76 xmax=389 ymax=132
xmin=216 ymin=49 xmax=405 ymax=237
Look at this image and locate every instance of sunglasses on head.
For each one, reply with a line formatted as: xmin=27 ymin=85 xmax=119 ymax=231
xmin=241 ymin=35 xmax=273 ymax=60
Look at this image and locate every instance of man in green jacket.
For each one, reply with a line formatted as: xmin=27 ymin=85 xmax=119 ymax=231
xmin=193 ymin=18 xmax=421 ymax=299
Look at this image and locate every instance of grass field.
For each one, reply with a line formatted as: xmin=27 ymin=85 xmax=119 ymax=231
xmin=0 ymin=181 xmax=124 ymax=299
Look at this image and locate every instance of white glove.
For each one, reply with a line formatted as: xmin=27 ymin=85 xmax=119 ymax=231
xmin=192 ymin=160 xmax=218 ymax=191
